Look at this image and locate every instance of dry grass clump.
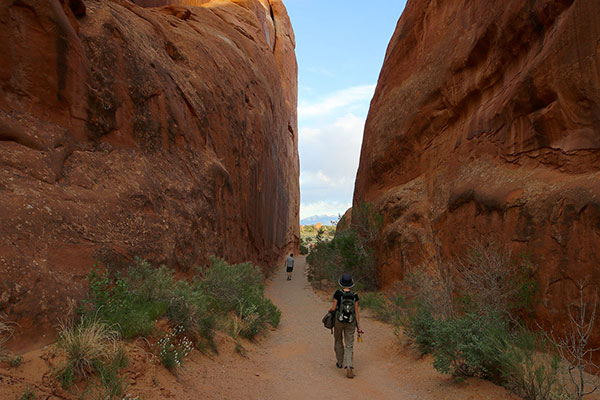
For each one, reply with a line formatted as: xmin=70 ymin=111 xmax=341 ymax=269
xmin=0 ymin=319 xmax=15 ymax=361
xmin=57 ymin=316 xmax=120 ymax=378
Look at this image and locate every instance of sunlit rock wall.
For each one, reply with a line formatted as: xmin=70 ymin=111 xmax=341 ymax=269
xmin=354 ymin=0 xmax=599 ymax=342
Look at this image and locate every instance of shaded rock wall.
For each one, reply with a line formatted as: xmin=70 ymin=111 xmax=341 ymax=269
xmin=0 ymin=0 xmax=298 ymax=349
xmin=354 ymin=0 xmax=599 ymax=340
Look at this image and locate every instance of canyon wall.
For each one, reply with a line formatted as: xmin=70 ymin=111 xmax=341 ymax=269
xmin=0 ymin=0 xmax=298 ymax=349
xmin=354 ymin=0 xmax=599 ymax=337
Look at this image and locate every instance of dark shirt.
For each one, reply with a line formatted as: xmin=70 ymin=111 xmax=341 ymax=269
xmin=333 ymin=289 xmax=359 ymax=308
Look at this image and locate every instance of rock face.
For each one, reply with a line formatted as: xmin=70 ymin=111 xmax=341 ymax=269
xmin=354 ymin=0 xmax=599 ymax=341
xmin=0 ymin=0 xmax=298 ymax=349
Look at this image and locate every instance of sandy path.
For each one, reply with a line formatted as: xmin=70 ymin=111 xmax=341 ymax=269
xmin=187 ymin=256 xmax=518 ymax=400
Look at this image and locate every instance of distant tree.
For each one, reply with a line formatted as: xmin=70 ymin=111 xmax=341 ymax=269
xmin=316 ymin=227 xmax=325 ymax=242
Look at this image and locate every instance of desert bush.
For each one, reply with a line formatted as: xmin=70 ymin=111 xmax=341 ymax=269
xmin=200 ymin=257 xmax=280 ymax=338
xmin=10 ymin=355 xmax=23 ymax=367
xmin=306 ymin=202 xmax=381 ymax=290
xmin=166 ymin=281 xmax=214 ymax=345
xmin=403 ymin=302 xmax=438 ymax=356
xmin=431 ymin=312 xmax=509 ymax=380
xmin=299 ymin=242 xmax=309 ymax=255
xmin=83 ymin=268 xmax=167 ymax=338
xmin=360 ymin=292 xmax=394 ymax=322
xmin=127 ymin=258 xmax=174 ymax=302
xmin=496 ymin=330 xmax=563 ymax=400
xmin=457 ymin=242 xmax=537 ymax=318
xmin=551 ymin=280 xmax=600 ymax=400
xmin=306 ymin=240 xmax=341 ymax=283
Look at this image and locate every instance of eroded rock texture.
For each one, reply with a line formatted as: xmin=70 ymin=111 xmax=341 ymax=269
xmin=0 ymin=0 xmax=298 ymax=349
xmin=354 ymin=0 xmax=599 ymax=339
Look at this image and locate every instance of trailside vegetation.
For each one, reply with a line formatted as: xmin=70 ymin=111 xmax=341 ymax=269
xmin=306 ymin=203 xmax=382 ymax=291
xmin=54 ymin=257 xmax=280 ymax=398
xmin=360 ymin=242 xmax=600 ymax=400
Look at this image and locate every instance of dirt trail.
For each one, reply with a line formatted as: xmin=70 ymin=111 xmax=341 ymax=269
xmin=188 ymin=256 xmax=517 ymax=400
xmin=1 ymin=256 xmax=520 ymax=399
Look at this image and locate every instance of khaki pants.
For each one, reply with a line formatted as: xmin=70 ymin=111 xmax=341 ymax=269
xmin=334 ymin=319 xmax=355 ymax=369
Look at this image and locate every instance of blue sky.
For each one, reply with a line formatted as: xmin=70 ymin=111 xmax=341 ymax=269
xmin=284 ymin=0 xmax=407 ymax=219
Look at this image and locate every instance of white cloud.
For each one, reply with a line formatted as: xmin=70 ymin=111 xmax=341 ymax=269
xmin=298 ymin=84 xmax=375 ymax=220
xmin=299 ymin=112 xmax=367 ymax=215
xmin=298 ymin=84 xmax=376 ymax=119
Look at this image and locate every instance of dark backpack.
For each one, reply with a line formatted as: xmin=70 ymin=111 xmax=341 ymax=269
xmin=322 ymin=311 xmax=335 ymax=332
xmin=336 ymin=290 xmax=356 ymax=324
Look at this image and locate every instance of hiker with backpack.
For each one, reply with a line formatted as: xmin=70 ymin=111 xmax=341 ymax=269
xmin=328 ymin=273 xmax=363 ymax=378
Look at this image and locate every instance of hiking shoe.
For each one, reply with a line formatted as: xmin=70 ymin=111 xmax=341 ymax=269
xmin=336 ymin=362 xmax=342 ymax=369
xmin=346 ymin=368 xmax=354 ymax=379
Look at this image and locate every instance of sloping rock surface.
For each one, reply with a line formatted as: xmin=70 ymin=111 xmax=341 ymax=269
xmin=0 ymin=0 xmax=298 ymax=349
xmin=354 ymin=0 xmax=599 ymax=341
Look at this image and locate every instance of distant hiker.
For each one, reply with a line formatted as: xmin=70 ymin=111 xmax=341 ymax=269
xmin=328 ymin=273 xmax=363 ymax=378
xmin=285 ymin=253 xmax=294 ymax=280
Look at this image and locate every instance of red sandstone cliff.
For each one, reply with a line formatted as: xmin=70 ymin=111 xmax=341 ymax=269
xmin=0 ymin=0 xmax=298 ymax=349
xmin=354 ymin=0 xmax=599 ymax=339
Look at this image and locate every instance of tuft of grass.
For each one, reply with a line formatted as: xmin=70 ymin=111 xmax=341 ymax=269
xmin=56 ymin=316 xmax=120 ymax=381
xmin=0 ymin=320 xmax=15 ymax=361
xmin=10 ymin=354 xmax=23 ymax=367
xmin=19 ymin=386 xmax=35 ymax=400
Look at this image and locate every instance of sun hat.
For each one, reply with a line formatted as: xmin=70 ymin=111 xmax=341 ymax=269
xmin=338 ymin=273 xmax=354 ymax=288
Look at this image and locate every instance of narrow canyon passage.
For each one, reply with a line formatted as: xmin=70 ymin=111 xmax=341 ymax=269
xmin=181 ymin=256 xmax=517 ymax=399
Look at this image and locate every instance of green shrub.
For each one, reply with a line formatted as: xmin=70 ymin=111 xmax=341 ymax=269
xmin=79 ymin=256 xmax=280 ymax=370
xmin=431 ymin=312 xmax=508 ymax=380
xmin=83 ymin=268 xmax=167 ymax=338
xmin=496 ymin=330 xmax=563 ymax=400
xmin=200 ymin=257 xmax=280 ymax=339
xmin=127 ymin=259 xmax=175 ymax=302
xmin=405 ymin=304 xmax=438 ymax=356
xmin=306 ymin=202 xmax=381 ymax=290
xmin=360 ymin=292 xmax=395 ymax=323
xmin=299 ymin=242 xmax=309 ymax=255
xmin=166 ymin=281 xmax=214 ymax=343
